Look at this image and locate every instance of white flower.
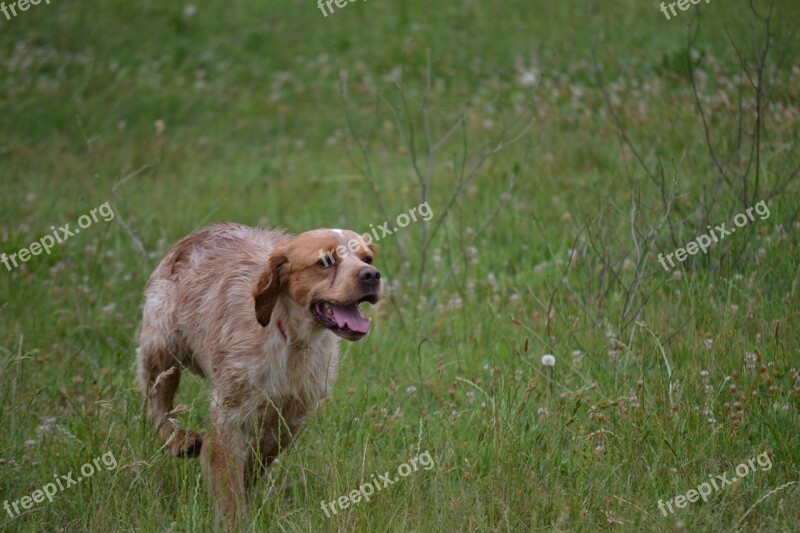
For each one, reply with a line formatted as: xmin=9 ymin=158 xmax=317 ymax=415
xmin=518 ymin=68 xmax=539 ymax=88
xmin=382 ymin=66 xmax=403 ymax=84
xmin=541 ymin=354 xmax=556 ymax=367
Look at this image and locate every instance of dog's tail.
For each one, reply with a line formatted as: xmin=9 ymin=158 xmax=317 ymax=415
xmin=136 ymin=344 xmax=203 ymax=458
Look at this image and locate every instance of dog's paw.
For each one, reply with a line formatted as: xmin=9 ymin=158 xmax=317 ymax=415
xmin=171 ymin=430 xmax=203 ymax=458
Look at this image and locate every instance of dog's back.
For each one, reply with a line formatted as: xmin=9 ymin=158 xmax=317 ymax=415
xmin=136 ymin=223 xmax=286 ymax=456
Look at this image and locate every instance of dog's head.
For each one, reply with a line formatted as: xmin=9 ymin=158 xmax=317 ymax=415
xmin=253 ymin=229 xmax=382 ymax=341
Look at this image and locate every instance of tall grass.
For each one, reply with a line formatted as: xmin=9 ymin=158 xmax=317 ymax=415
xmin=1 ymin=0 xmax=798 ymax=531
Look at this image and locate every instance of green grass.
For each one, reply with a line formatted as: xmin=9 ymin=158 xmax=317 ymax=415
xmin=1 ymin=0 xmax=799 ymax=531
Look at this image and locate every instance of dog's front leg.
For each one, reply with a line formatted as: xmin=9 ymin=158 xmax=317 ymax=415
xmin=201 ymin=418 xmax=251 ymax=524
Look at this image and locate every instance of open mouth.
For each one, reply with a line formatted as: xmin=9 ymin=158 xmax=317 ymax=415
xmin=311 ymin=295 xmax=377 ymax=341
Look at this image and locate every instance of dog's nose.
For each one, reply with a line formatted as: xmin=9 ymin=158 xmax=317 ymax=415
xmin=357 ymin=266 xmax=381 ymax=287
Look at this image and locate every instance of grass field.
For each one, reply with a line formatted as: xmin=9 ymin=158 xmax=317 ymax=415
xmin=1 ymin=0 xmax=799 ymax=531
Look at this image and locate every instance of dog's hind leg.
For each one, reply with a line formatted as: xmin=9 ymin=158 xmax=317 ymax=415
xmin=136 ymin=337 xmax=203 ymax=458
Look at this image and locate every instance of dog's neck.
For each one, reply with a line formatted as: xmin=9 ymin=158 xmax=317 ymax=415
xmin=268 ymin=297 xmax=333 ymax=348
xmin=274 ymin=319 xmax=288 ymax=342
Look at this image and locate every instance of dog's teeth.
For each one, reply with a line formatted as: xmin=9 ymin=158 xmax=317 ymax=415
xmin=324 ymin=303 xmax=333 ymax=315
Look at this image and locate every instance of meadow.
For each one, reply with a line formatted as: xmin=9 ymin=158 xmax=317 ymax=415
xmin=1 ymin=0 xmax=798 ymax=531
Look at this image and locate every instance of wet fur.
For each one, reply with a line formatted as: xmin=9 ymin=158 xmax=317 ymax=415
xmin=135 ymin=223 xmax=379 ymax=519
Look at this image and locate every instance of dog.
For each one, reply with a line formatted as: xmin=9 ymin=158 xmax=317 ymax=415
xmin=135 ymin=223 xmax=381 ymax=518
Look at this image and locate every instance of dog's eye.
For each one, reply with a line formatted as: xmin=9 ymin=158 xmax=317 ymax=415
xmin=363 ymin=256 xmax=373 ymax=265
xmin=317 ymin=259 xmax=333 ymax=268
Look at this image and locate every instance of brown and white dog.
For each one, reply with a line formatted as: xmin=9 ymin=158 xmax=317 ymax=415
xmin=135 ymin=223 xmax=381 ymax=518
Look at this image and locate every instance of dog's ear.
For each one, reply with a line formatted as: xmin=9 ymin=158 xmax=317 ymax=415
xmin=366 ymin=241 xmax=378 ymax=258
xmin=253 ymin=247 xmax=289 ymax=327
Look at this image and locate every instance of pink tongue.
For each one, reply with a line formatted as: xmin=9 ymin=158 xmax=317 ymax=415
xmin=331 ymin=304 xmax=371 ymax=334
